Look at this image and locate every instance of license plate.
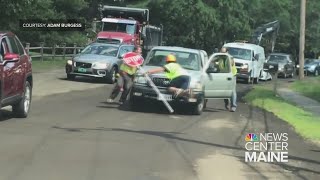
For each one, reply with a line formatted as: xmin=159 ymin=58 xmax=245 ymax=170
xmin=78 ymin=68 xmax=87 ymax=73
xmin=157 ymin=94 xmax=172 ymax=101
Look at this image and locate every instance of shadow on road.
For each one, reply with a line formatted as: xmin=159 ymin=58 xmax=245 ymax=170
xmin=0 ymin=109 xmax=14 ymax=122
xmin=52 ymin=126 xmax=320 ymax=171
xmin=58 ymin=77 xmax=109 ymax=84
xmin=97 ymin=101 xmax=204 ymax=115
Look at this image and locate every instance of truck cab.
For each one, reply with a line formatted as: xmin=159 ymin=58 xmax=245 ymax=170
xmin=97 ymin=18 xmax=139 ymax=45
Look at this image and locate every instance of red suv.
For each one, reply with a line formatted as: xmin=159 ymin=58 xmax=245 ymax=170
xmin=0 ymin=32 xmax=33 ymax=118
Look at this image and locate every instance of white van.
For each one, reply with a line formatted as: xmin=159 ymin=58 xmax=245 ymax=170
xmin=223 ymin=42 xmax=268 ymax=83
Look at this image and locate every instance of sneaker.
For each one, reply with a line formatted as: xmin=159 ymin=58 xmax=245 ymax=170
xmin=118 ymin=101 xmax=123 ymax=105
xmin=107 ymin=99 xmax=114 ymax=103
xmin=120 ymin=88 xmax=124 ymax=92
xmin=230 ymin=107 xmax=236 ymax=112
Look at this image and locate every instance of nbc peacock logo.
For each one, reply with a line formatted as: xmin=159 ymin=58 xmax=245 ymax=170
xmin=245 ymin=133 xmax=259 ymax=142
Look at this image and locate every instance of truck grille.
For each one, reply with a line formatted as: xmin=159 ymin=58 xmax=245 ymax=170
xmin=150 ymin=77 xmax=171 ymax=87
xmin=76 ymin=62 xmax=92 ymax=68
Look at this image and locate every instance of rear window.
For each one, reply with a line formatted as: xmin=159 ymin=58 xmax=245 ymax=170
xmin=268 ymin=55 xmax=288 ymax=63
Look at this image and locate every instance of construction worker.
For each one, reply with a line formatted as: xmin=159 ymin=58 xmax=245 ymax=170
xmin=219 ymin=47 xmax=238 ymax=112
xmin=107 ymin=46 xmax=142 ymax=104
xmin=145 ymin=54 xmax=190 ymax=97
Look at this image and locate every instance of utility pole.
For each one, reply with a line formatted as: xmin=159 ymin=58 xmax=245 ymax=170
xmin=299 ymin=0 xmax=306 ymax=80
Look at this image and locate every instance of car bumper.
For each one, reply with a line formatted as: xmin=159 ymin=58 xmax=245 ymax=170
xmin=131 ymin=84 xmax=204 ymax=103
xmin=236 ymin=71 xmax=251 ymax=79
xmin=66 ymin=64 xmax=110 ymax=78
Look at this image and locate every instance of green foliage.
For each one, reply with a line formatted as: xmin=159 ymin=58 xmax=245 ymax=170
xmin=1 ymin=0 xmax=320 ymax=57
xmin=245 ymin=86 xmax=320 ymax=141
xmin=291 ymin=77 xmax=320 ymax=102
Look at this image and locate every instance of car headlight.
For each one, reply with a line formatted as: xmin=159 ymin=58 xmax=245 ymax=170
xmin=296 ymin=64 xmax=300 ymax=68
xmin=92 ymin=62 xmax=109 ymax=69
xmin=67 ymin=60 xmax=72 ymax=65
xmin=189 ymin=81 xmax=203 ymax=91
xmin=134 ymin=76 xmax=147 ymax=84
xmin=241 ymin=63 xmax=248 ymax=69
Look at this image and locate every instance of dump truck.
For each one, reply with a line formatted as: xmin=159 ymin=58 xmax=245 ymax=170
xmin=93 ymin=5 xmax=163 ymax=57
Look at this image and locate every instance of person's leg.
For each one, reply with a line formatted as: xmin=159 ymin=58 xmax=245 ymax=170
xmin=224 ymin=99 xmax=229 ymax=110
xmin=119 ymin=74 xmax=133 ymax=103
xmin=230 ymin=80 xmax=237 ymax=112
xmin=108 ymin=75 xmax=124 ymax=102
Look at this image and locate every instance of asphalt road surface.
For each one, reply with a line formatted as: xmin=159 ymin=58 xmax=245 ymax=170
xmin=0 ymin=76 xmax=319 ymax=180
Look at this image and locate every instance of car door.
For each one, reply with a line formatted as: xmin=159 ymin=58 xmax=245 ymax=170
xmin=13 ymin=35 xmax=28 ymax=94
xmin=203 ymin=54 xmax=233 ymax=98
xmin=0 ymin=36 xmax=16 ymax=98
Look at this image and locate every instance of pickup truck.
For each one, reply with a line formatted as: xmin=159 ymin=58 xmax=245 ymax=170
xmin=129 ymin=46 xmax=236 ymax=115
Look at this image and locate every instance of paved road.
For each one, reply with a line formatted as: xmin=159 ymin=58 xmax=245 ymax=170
xmin=0 ymin=76 xmax=319 ymax=180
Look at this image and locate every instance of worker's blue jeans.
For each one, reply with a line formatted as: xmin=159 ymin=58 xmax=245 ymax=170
xmin=224 ymin=78 xmax=237 ymax=109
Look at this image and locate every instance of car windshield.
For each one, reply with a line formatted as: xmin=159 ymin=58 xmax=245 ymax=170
xmin=145 ymin=50 xmax=201 ymax=71
xmin=226 ymin=47 xmax=252 ymax=60
xmin=268 ymin=55 xmax=287 ymax=63
xmin=102 ymin=22 xmax=136 ymax=35
xmin=305 ymin=59 xmax=319 ymax=64
xmin=80 ymin=44 xmax=118 ymax=57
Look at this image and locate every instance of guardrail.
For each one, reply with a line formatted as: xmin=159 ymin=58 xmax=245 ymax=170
xmin=25 ymin=42 xmax=85 ymax=61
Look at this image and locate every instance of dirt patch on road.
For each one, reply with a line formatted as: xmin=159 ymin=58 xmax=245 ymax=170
xmin=32 ymin=69 xmax=108 ymax=100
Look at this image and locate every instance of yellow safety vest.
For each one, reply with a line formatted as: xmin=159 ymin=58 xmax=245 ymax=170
xmin=218 ymin=59 xmax=237 ymax=76
xmin=120 ymin=63 xmax=137 ymax=75
xmin=164 ymin=63 xmax=188 ymax=80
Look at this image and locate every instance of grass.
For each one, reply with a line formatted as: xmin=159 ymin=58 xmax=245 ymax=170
xmin=244 ymin=85 xmax=320 ymax=141
xmin=29 ymin=51 xmax=69 ymax=71
xmin=290 ymin=77 xmax=320 ymax=102
xmin=31 ymin=58 xmax=67 ymax=71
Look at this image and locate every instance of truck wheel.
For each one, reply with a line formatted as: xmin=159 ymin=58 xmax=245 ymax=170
xmin=191 ymin=96 xmax=204 ymax=115
xmin=13 ymin=81 xmax=32 ymax=118
xmin=106 ymin=66 xmax=117 ymax=84
xmin=67 ymin=74 xmax=75 ymax=80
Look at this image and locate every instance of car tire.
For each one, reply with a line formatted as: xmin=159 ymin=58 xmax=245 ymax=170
xmin=12 ymin=81 xmax=32 ymax=118
xmin=67 ymin=74 xmax=75 ymax=80
xmin=106 ymin=66 xmax=117 ymax=84
xmin=190 ymin=96 xmax=204 ymax=115
xmin=314 ymin=69 xmax=319 ymax=76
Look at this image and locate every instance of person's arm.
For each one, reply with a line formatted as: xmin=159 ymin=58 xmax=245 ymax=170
xmin=146 ymin=67 xmax=165 ymax=74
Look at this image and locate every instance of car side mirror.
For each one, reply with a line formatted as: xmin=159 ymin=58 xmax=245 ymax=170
xmin=206 ymin=67 xmax=218 ymax=73
xmin=4 ymin=53 xmax=19 ymax=62
xmin=253 ymin=54 xmax=259 ymax=61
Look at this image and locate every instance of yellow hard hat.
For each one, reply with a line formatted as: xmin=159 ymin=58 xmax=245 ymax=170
xmin=166 ymin=54 xmax=176 ymax=62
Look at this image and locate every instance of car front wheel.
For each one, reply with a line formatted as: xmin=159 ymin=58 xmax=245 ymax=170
xmin=13 ymin=81 xmax=32 ymax=118
xmin=106 ymin=66 xmax=117 ymax=84
xmin=190 ymin=96 xmax=204 ymax=115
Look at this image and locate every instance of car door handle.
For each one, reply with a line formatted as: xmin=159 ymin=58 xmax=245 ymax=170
xmin=227 ymin=77 xmax=232 ymax=81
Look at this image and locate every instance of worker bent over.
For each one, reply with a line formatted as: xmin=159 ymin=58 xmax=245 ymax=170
xmin=146 ymin=54 xmax=190 ymax=97
xmin=107 ymin=46 xmax=141 ymax=104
